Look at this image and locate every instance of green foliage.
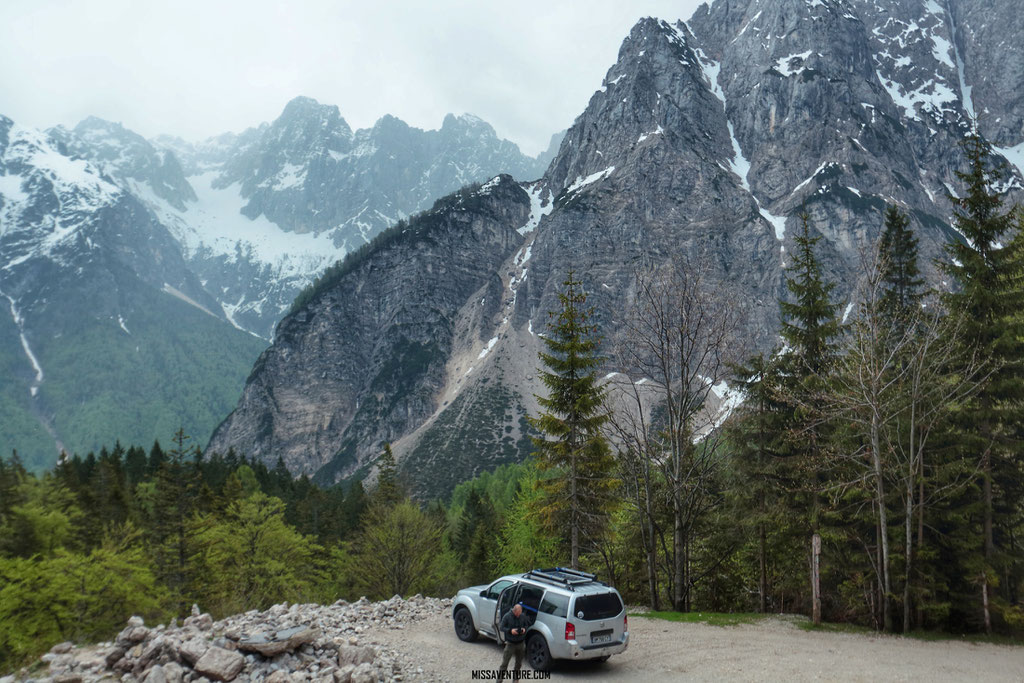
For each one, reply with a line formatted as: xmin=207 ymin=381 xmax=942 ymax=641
xmin=779 ymin=214 xmax=842 ymax=376
xmin=451 ymin=489 xmax=500 ymax=586
xmin=448 ymin=461 xmax=529 ymax=521
xmin=493 ymin=465 xmax=561 ymax=574
xmin=349 ymin=499 xmax=447 ymax=598
xmin=148 ymin=429 xmax=203 ymax=616
xmin=190 ymin=492 xmax=327 ymax=614
xmin=0 ymin=473 xmax=82 ymax=558
xmin=0 ymin=525 xmax=168 ymax=671
xmin=939 ymin=133 xmax=1024 ymax=631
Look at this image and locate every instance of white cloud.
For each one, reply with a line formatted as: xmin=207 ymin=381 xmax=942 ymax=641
xmin=0 ymin=0 xmax=701 ymax=155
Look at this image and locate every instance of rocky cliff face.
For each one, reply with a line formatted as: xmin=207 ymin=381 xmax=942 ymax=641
xmin=208 ymin=0 xmax=1024 ymax=499
xmin=207 ymin=176 xmax=533 ymax=479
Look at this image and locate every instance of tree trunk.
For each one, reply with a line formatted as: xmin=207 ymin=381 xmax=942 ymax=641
xmin=811 ymin=533 xmax=821 ymax=626
xmin=870 ymin=426 xmax=892 ymax=632
xmin=571 ymin=447 xmax=579 ymax=570
xmin=916 ymin=455 xmax=925 ymax=628
xmin=673 ymin=487 xmax=684 ymax=611
xmin=875 ymin=517 xmax=884 ymax=629
xmin=903 ymin=484 xmax=913 ymax=633
xmin=643 ymin=468 xmax=660 ymax=610
xmin=647 ymin=511 xmax=660 ymax=611
xmin=759 ymin=522 xmax=768 ymax=614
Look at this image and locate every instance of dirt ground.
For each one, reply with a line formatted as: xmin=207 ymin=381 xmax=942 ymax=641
xmin=364 ymin=610 xmax=1024 ymax=682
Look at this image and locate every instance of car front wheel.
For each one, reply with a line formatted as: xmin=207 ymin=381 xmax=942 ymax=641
xmin=453 ymin=607 xmax=478 ymax=642
xmin=526 ymin=634 xmax=552 ymax=671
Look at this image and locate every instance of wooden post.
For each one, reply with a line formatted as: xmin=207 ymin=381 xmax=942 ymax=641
xmin=812 ymin=533 xmax=822 ymax=626
xmin=982 ymin=578 xmax=991 ymax=635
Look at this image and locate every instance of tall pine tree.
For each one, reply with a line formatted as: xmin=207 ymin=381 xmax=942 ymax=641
xmin=940 ymin=134 xmax=1024 ymax=633
xmin=531 ymin=271 xmax=617 ymax=569
xmin=373 ymin=443 xmax=403 ymax=507
xmin=879 ymin=205 xmax=925 ymax=323
xmin=728 ymin=352 xmax=793 ymax=614
xmin=777 ymin=214 xmax=842 ymax=623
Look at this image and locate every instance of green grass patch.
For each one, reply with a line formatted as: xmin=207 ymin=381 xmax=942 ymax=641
xmin=796 ymin=620 xmax=874 ymax=635
xmin=632 ymin=610 xmax=766 ymax=627
xmin=903 ymin=630 xmax=1024 ymax=646
xmin=796 ymin=620 xmax=1023 ymax=645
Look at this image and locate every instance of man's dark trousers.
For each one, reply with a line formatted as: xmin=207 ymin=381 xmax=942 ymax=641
xmin=499 ymin=641 xmax=525 ymax=674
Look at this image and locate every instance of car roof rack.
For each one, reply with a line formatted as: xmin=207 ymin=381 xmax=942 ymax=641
xmin=523 ymin=567 xmax=600 ymax=591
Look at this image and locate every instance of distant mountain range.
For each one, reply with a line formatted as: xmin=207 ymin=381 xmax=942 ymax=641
xmin=208 ymin=0 xmax=1024 ymax=499
xmin=0 ymin=100 xmax=559 ymax=470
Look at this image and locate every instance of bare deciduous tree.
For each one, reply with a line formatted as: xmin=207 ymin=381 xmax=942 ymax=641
xmin=607 ymin=258 xmax=742 ymax=611
xmin=826 ymin=248 xmax=986 ymax=631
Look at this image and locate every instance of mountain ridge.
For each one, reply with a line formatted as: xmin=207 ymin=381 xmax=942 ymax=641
xmin=207 ymin=0 xmax=1024 ymax=499
xmin=0 ymin=99 xmax=559 ymax=470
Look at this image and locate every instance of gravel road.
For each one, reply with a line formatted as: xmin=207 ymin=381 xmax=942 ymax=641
xmin=365 ymin=610 xmax=1024 ymax=682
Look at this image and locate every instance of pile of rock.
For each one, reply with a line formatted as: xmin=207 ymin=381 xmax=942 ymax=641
xmin=20 ymin=595 xmax=452 ymax=683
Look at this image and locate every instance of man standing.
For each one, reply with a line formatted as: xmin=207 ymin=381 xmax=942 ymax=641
xmin=498 ymin=603 xmax=530 ymax=676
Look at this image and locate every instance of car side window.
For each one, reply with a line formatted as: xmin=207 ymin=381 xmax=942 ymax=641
xmin=539 ymin=592 xmax=569 ymax=618
xmin=484 ymin=580 xmax=514 ymax=600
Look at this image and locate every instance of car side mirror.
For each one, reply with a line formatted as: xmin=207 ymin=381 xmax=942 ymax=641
xmin=480 ymin=590 xmax=488 ymax=598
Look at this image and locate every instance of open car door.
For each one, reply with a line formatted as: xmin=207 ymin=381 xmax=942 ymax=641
xmin=492 ymin=583 xmax=520 ymax=643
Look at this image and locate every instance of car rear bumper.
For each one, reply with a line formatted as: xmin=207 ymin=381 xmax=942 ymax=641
xmin=553 ymin=632 xmax=629 ymax=660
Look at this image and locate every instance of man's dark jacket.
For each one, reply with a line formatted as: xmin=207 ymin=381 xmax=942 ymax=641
xmin=500 ymin=608 xmax=531 ymax=643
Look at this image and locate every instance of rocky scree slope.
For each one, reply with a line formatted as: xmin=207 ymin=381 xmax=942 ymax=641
xmin=18 ymin=595 xmax=452 ymax=683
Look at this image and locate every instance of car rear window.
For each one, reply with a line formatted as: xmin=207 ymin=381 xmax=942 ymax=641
xmin=572 ymin=593 xmax=623 ymax=620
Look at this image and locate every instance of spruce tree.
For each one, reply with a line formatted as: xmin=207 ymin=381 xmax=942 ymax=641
xmin=780 ymin=214 xmax=842 ymax=375
xmin=531 ymin=270 xmax=617 ymax=569
xmin=777 ymin=214 xmax=842 ymax=623
xmin=729 ymin=352 xmax=792 ymax=613
xmin=373 ymin=443 xmax=403 ymax=507
xmin=150 ymin=428 xmax=201 ymax=616
xmin=940 ymin=134 xmax=1024 ymax=632
xmin=879 ymin=205 xmax=925 ymax=323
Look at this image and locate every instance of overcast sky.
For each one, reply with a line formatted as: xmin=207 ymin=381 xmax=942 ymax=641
xmin=0 ymin=0 xmax=705 ymax=156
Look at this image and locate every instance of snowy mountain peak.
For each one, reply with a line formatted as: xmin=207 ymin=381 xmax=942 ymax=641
xmin=50 ymin=116 xmax=198 ymax=211
xmin=440 ymin=113 xmax=497 ymax=139
xmin=277 ymin=96 xmax=352 ymax=139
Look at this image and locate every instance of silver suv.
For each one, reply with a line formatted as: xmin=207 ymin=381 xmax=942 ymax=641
xmin=451 ymin=567 xmax=629 ymax=670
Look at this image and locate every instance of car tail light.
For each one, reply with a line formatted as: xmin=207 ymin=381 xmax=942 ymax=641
xmin=624 ymin=614 xmax=628 ymax=629
xmin=565 ymin=622 xmax=576 ymax=640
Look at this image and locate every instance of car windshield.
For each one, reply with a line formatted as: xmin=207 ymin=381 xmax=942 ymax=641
xmin=572 ymin=593 xmax=623 ymax=620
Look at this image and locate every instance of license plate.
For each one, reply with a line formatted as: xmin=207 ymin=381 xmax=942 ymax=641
xmin=591 ymin=633 xmax=612 ymax=644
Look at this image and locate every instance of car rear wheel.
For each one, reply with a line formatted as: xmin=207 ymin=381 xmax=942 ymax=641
xmin=453 ymin=607 xmax=478 ymax=642
xmin=527 ymin=634 xmax=552 ymax=671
